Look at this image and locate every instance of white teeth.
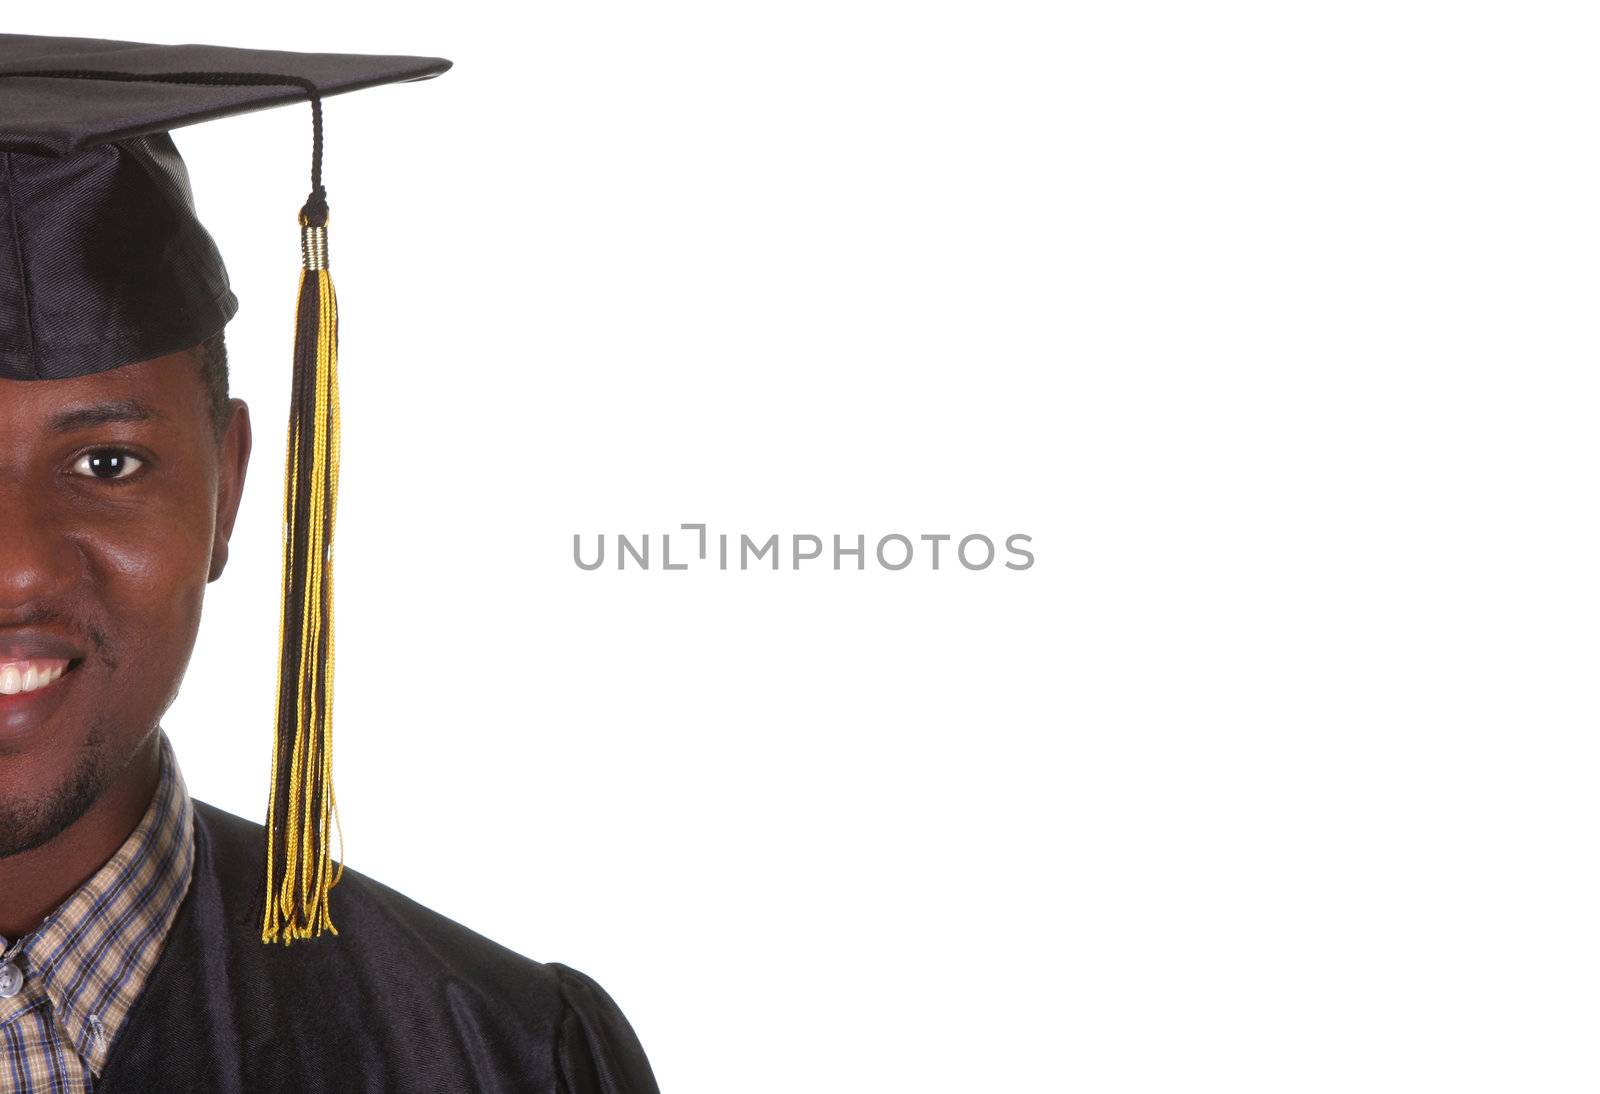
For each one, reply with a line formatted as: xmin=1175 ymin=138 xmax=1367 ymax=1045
xmin=0 ymin=661 xmax=67 ymax=696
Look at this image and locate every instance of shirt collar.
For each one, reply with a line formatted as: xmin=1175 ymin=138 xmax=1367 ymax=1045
xmin=11 ymin=730 xmax=195 ymax=1075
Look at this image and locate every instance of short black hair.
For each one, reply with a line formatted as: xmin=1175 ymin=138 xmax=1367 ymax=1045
xmin=191 ymin=328 xmax=230 ymax=443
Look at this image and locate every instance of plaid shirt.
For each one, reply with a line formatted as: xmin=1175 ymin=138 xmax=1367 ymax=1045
xmin=0 ymin=731 xmax=194 ymax=1092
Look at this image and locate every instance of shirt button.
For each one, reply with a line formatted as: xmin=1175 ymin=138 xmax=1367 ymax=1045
xmin=0 ymin=962 xmax=21 ymax=998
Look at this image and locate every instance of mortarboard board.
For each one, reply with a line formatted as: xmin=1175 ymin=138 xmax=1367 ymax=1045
xmin=0 ymin=35 xmax=451 ymax=945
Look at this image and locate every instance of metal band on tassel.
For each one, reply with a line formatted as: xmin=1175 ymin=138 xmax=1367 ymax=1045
xmin=302 ymin=223 xmax=329 ymax=271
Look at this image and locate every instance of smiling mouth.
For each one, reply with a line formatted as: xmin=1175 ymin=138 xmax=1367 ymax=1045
xmin=0 ymin=658 xmax=79 ymax=696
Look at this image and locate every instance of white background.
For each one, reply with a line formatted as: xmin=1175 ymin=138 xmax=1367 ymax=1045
xmin=17 ymin=4 xmax=1600 ymax=1091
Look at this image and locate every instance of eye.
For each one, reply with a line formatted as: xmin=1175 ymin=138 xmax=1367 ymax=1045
xmin=71 ymin=449 xmax=145 ymax=481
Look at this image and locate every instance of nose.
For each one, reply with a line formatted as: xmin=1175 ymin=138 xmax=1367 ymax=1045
xmin=0 ymin=482 xmax=81 ymax=611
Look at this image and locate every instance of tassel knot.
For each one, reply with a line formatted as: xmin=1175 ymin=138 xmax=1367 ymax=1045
xmin=300 ymin=187 xmax=329 ymax=228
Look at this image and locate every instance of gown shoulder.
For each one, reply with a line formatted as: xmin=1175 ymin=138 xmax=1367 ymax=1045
xmin=551 ymin=962 xmax=663 ymax=1094
xmin=99 ymin=798 xmax=660 ymax=1093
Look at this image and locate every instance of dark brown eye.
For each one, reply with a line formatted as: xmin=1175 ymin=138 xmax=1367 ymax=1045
xmin=72 ymin=450 xmax=144 ymax=480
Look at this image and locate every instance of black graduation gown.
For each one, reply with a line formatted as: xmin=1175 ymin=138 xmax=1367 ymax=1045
xmin=96 ymin=801 xmax=661 ymax=1093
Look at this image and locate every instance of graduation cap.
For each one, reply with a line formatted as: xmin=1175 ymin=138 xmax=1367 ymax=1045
xmin=0 ymin=36 xmax=451 ymax=944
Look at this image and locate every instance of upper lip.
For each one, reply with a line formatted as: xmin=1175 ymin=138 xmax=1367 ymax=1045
xmin=0 ymin=629 xmax=87 ymax=663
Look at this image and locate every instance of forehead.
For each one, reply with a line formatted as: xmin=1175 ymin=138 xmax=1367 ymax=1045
xmin=0 ymin=352 xmax=209 ymax=431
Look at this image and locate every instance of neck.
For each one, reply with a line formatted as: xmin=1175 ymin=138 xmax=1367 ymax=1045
xmin=0 ymin=733 xmax=162 ymax=941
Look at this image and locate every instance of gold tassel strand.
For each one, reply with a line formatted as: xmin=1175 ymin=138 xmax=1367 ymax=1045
xmin=261 ymin=208 xmax=344 ymax=945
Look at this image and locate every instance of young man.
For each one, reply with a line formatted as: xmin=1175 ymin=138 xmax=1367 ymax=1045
xmin=0 ymin=35 xmax=660 ymax=1092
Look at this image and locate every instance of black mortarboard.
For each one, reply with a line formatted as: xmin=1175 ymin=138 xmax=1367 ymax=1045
xmin=0 ymin=35 xmax=451 ymax=944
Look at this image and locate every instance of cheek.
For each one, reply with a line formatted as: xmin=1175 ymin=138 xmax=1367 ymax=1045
xmin=95 ymin=533 xmax=208 ymax=625
xmin=72 ymin=493 xmax=214 ymax=684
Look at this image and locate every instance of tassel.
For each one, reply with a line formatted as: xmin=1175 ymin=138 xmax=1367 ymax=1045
xmin=261 ymin=194 xmax=345 ymax=945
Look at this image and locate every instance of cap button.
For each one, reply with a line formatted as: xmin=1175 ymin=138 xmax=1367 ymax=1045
xmin=0 ymin=961 xmax=22 ymax=998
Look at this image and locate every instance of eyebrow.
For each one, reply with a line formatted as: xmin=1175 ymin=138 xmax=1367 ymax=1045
xmin=49 ymin=399 xmax=163 ymax=433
